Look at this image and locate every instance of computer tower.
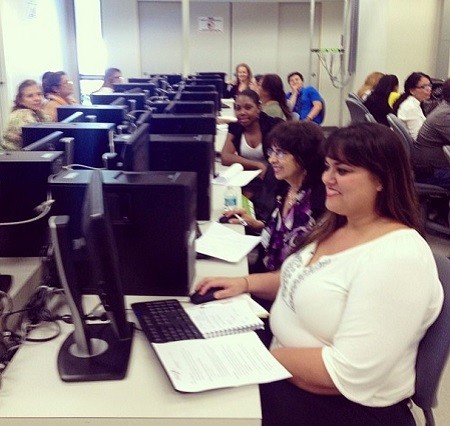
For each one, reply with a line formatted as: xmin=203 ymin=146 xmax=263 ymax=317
xmin=148 ymin=134 xmax=213 ymax=220
xmin=0 ymin=151 xmax=64 ymax=256
xmin=22 ymin=122 xmax=115 ymax=168
xmin=49 ymin=169 xmax=196 ymax=296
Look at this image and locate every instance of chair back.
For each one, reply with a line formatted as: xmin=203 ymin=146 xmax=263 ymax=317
xmin=387 ymin=113 xmax=414 ymax=159
xmin=348 ymin=92 xmax=362 ymax=101
xmin=412 ymin=252 xmax=450 ymax=424
xmin=345 ymin=98 xmax=370 ymax=124
xmin=442 ymin=146 xmax=450 ymax=166
xmin=365 ymin=113 xmax=377 ymax=123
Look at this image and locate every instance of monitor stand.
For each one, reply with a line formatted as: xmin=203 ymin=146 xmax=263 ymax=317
xmin=58 ymin=322 xmax=134 ymax=382
xmin=0 ymin=274 xmax=12 ymax=293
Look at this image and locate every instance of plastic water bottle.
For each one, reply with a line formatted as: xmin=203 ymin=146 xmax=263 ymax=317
xmin=224 ymin=186 xmax=238 ymax=210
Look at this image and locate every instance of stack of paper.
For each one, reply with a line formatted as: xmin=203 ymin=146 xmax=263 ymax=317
xmin=212 ymin=163 xmax=261 ymax=187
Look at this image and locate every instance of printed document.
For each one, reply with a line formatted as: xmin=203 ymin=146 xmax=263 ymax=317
xmin=212 ymin=163 xmax=261 ymax=187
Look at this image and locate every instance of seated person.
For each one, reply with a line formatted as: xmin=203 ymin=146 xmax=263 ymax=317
xmin=42 ymin=71 xmax=78 ymax=121
xmin=364 ymin=74 xmax=399 ymax=126
xmin=413 ymin=78 xmax=450 ymax=189
xmin=1 ymin=79 xmax=51 ymax=150
xmin=197 ymin=123 xmax=443 ymax=426
xmin=93 ymin=67 xmax=123 ymax=94
xmin=393 ymin=71 xmax=432 ymax=139
xmin=223 ymin=120 xmax=325 ymax=273
xmin=286 ymin=72 xmax=324 ymax=124
xmin=357 ymin=71 xmax=384 ymax=101
xmin=221 ymin=89 xmax=283 ymax=200
xmin=259 ymin=74 xmax=292 ymax=121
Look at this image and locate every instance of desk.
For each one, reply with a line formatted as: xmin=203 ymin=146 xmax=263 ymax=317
xmin=216 ymin=99 xmax=235 ymax=154
xmin=0 ymin=185 xmax=261 ymax=425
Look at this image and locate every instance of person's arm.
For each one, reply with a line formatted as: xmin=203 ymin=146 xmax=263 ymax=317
xmin=287 ymin=90 xmax=298 ymax=112
xmin=195 ymin=270 xmax=281 ymax=301
xmin=222 ymin=207 xmax=265 ymax=230
xmin=221 ymin=132 xmax=268 ymax=175
xmin=304 ymin=100 xmax=323 ymax=121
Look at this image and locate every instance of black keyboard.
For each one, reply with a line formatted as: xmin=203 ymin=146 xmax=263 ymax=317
xmin=131 ymin=299 xmax=203 ymax=343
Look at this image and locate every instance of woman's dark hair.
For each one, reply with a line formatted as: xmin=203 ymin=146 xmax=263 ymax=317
xmin=261 ymin=74 xmax=292 ymax=120
xmin=442 ymin=78 xmax=450 ymax=102
xmin=235 ymin=89 xmax=261 ymax=106
xmin=12 ymin=79 xmax=40 ymax=111
xmin=370 ymin=74 xmax=399 ymax=98
xmin=267 ymin=120 xmax=324 ymax=189
xmin=42 ymin=71 xmax=66 ymax=96
xmin=300 ymin=123 xmax=424 ymax=247
xmin=393 ymin=71 xmax=431 ymax=114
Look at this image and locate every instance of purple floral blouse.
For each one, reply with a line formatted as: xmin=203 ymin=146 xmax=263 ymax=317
xmin=261 ymin=189 xmax=315 ymax=271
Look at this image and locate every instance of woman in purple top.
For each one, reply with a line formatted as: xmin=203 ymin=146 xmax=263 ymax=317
xmin=222 ymin=120 xmax=325 ymax=273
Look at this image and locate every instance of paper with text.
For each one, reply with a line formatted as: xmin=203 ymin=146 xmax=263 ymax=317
xmin=195 ymin=222 xmax=261 ymax=263
xmin=152 ymin=332 xmax=291 ymax=392
xmin=212 ymin=163 xmax=261 ymax=187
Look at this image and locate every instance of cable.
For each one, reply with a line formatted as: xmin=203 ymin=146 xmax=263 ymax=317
xmin=0 ymin=200 xmax=54 ymax=227
xmin=62 ymin=164 xmax=105 ymax=171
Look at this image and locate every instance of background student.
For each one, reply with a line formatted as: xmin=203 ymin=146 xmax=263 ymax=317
xmin=42 ymin=71 xmax=78 ymax=121
xmin=93 ymin=67 xmax=123 ymax=94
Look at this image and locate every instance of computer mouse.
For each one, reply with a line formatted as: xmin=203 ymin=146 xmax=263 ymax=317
xmin=219 ymin=215 xmax=230 ymax=224
xmin=190 ymin=287 xmax=223 ymax=304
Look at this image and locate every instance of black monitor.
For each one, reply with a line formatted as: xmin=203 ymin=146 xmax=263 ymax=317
xmin=0 ymin=150 xmax=64 ymax=256
xmin=164 ymin=101 xmax=215 ymax=115
xmin=177 ymin=91 xmax=219 ymax=114
xmin=49 ymin=170 xmax=197 ymax=296
xmin=113 ymin=82 xmax=156 ymax=96
xmin=49 ymin=170 xmax=133 ymax=382
xmin=22 ymin=122 xmax=115 ymax=168
xmin=183 ymin=84 xmax=217 ymax=92
xmin=57 ymin=105 xmax=127 ymax=125
xmin=113 ymin=123 xmax=150 ymax=171
xmin=59 ymin=111 xmax=85 ymax=123
xmin=90 ymin=93 xmax=147 ymax=111
xmin=148 ymin=113 xmax=216 ymax=135
xmin=22 ymin=131 xmax=75 ymax=165
xmin=141 ymin=74 xmax=183 ymax=86
xmin=148 ymin=133 xmax=214 ymax=220
xmin=186 ymin=77 xmax=223 ymax=97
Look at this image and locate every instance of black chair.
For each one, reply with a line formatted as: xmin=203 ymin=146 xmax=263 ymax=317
xmin=411 ymin=252 xmax=450 ymax=426
xmin=364 ymin=112 xmax=377 ymax=123
xmin=387 ymin=113 xmax=450 ymax=237
xmin=345 ymin=97 xmax=371 ymax=124
xmin=348 ymin=92 xmax=362 ymax=102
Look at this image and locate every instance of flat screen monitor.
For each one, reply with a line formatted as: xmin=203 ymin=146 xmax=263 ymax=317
xmin=186 ymin=77 xmax=223 ymax=98
xmin=183 ymin=84 xmax=216 ymax=92
xmin=57 ymin=105 xmax=127 ymax=125
xmin=22 ymin=122 xmax=115 ymax=168
xmin=59 ymin=111 xmax=84 ymax=123
xmin=144 ymin=74 xmax=183 ymax=86
xmin=148 ymin=113 xmax=216 ymax=135
xmin=0 ymin=150 xmax=64 ymax=256
xmin=148 ymin=133 xmax=214 ymax=220
xmin=177 ymin=91 xmax=219 ymax=114
xmin=90 ymin=93 xmax=147 ymax=111
xmin=164 ymin=101 xmax=215 ymax=115
xmin=113 ymin=82 xmax=156 ymax=96
xmin=48 ymin=169 xmax=197 ymax=296
xmin=22 ymin=131 xmax=74 ymax=165
xmin=114 ymin=123 xmax=150 ymax=172
xmin=49 ymin=169 xmax=133 ymax=382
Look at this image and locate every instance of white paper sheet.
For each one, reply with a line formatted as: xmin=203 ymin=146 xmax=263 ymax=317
xmin=212 ymin=163 xmax=262 ymax=187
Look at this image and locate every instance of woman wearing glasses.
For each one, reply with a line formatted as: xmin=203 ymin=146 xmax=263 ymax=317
xmin=393 ymin=72 xmax=432 ymax=139
xmin=221 ymin=120 xmax=325 ymax=273
xmin=42 ymin=71 xmax=78 ymax=121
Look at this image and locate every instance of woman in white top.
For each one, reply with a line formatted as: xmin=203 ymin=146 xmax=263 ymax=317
xmin=393 ymin=72 xmax=432 ymax=139
xmin=197 ymin=123 xmax=443 ymax=425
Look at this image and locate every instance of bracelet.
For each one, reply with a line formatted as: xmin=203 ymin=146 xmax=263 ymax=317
xmin=242 ymin=276 xmax=250 ymax=293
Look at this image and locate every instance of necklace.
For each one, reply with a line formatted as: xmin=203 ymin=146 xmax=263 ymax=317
xmin=286 ymin=186 xmax=300 ymax=207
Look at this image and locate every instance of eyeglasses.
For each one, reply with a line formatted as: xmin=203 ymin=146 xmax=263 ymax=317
xmin=59 ymin=80 xmax=73 ymax=86
xmin=267 ymin=148 xmax=288 ymax=159
xmin=416 ymin=84 xmax=432 ymax=90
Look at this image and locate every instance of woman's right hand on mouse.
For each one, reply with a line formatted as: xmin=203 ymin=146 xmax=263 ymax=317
xmin=195 ymin=276 xmax=249 ymax=300
xmin=222 ymin=208 xmax=264 ymax=230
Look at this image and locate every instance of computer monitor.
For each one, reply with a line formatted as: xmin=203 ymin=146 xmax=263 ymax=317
xmin=186 ymin=77 xmax=223 ymax=98
xmin=113 ymin=82 xmax=156 ymax=97
xmin=49 ymin=169 xmax=133 ymax=382
xmin=176 ymin=91 xmax=219 ymax=114
xmin=141 ymin=74 xmax=183 ymax=86
xmin=114 ymin=123 xmax=150 ymax=171
xmin=49 ymin=170 xmax=197 ymax=296
xmin=0 ymin=150 xmax=64 ymax=256
xmin=59 ymin=111 xmax=85 ymax=123
xmin=183 ymin=84 xmax=217 ymax=92
xmin=164 ymin=101 xmax=215 ymax=115
xmin=148 ymin=133 xmax=214 ymax=220
xmin=90 ymin=93 xmax=147 ymax=111
xmin=22 ymin=131 xmax=75 ymax=165
xmin=22 ymin=122 xmax=115 ymax=168
xmin=148 ymin=113 xmax=216 ymax=135
xmin=57 ymin=105 xmax=127 ymax=125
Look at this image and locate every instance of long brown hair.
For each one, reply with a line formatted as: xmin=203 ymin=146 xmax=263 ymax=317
xmin=261 ymin=74 xmax=292 ymax=120
xmin=301 ymin=123 xmax=424 ymax=247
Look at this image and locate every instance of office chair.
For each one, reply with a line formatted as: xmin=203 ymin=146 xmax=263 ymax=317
xmin=348 ymin=92 xmax=362 ymax=102
xmin=387 ymin=113 xmax=450 ymax=237
xmin=443 ymin=145 xmax=450 ymax=165
xmin=364 ymin=112 xmax=377 ymax=123
xmin=411 ymin=252 xmax=450 ymax=426
xmin=345 ymin=97 xmax=371 ymax=124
